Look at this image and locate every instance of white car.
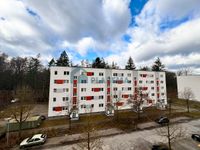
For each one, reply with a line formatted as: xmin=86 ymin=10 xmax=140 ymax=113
xmin=20 ymin=134 xmax=47 ymax=149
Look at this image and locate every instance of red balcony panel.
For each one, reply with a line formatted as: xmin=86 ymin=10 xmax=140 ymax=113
xmin=93 ymin=88 xmax=100 ymax=92
xmin=55 ymin=80 xmax=64 ymax=84
xmin=134 ymin=80 xmax=137 ymax=86
xmin=157 ymin=93 xmax=160 ymax=98
xmin=107 ymin=80 xmax=110 ymax=85
xmin=107 ymin=88 xmax=110 ymax=92
xmin=54 ymin=107 xmax=62 ymax=111
xmin=117 ymin=80 xmax=123 ymax=84
xmin=122 ymin=94 xmax=129 ymax=98
xmin=116 ymin=102 xmax=123 ymax=106
xmin=142 ymin=87 xmax=148 ymax=90
xmin=86 ymin=96 xmax=93 ymax=100
xmin=87 ymin=72 xmax=94 ymax=76
xmin=157 ymin=87 xmax=159 ymax=91
xmin=148 ymin=99 xmax=153 ymax=104
xmin=143 ymin=74 xmax=147 ymax=77
xmin=73 ymin=80 xmax=77 ymax=84
xmin=73 ymin=88 xmax=77 ymax=93
xmin=73 ymin=97 xmax=77 ymax=104
xmin=107 ymin=96 xmax=110 ymax=102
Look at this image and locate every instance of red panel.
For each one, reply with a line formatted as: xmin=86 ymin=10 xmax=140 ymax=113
xmin=157 ymin=93 xmax=160 ymax=98
xmin=122 ymin=94 xmax=129 ymax=98
xmin=87 ymin=72 xmax=94 ymax=76
xmin=142 ymin=87 xmax=148 ymax=90
xmin=117 ymin=80 xmax=123 ymax=84
xmin=116 ymin=102 xmax=123 ymax=106
xmin=73 ymin=97 xmax=77 ymax=104
xmin=148 ymin=99 xmax=153 ymax=103
xmin=107 ymin=88 xmax=110 ymax=93
xmin=93 ymin=88 xmax=100 ymax=92
xmin=134 ymin=80 xmax=137 ymax=86
xmin=73 ymin=80 xmax=77 ymax=84
xmin=55 ymin=80 xmax=64 ymax=84
xmin=143 ymin=74 xmax=147 ymax=77
xmin=54 ymin=107 xmax=62 ymax=111
xmin=157 ymin=87 xmax=159 ymax=91
xmin=107 ymin=80 xmax=110 ymax=85
xmin=107 ymin=96 xmax=110 ymax=102
xmin=73 ymin=88 xmax=77 ymax=93
xmin=86 ymin=96 xmax=93 ymax=100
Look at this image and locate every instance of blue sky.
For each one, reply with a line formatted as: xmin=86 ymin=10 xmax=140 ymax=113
xmin=0 ymin=0 xmax=200 ymax=73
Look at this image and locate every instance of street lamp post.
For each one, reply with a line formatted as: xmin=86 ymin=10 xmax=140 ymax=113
xmin=5 ymin=117 xmax=12 ymax=147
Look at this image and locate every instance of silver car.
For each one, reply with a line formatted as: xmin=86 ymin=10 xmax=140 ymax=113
xmin=20 ymin=134 xmax=47 ymax=149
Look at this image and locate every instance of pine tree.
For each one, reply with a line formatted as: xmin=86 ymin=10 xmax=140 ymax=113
xmin=125 ymin=56 xmax=136 ymax=70
xmin=48 ymin=58 xmax=56 ymax=67
xmin=152 ymin=57 xmax=165 ymax=71
xmin=92 ymin=57 xmax=107 ymax=68
xmin=56 ymin=50 xmax=69 ymax=66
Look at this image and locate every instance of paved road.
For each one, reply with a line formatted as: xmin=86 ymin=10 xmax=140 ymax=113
xmin=18 ymin=118 xmax=200 ymax=150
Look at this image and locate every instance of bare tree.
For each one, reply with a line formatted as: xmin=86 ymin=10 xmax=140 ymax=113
xmin=177 ymin=67 xmax=193 ymax=76
xmin=157 ymin=123 xmax=185 ymax=150
xmin=181 ymin=87 xmax=194 ymax=113
xmin=74 ymin=105 xmax=103 ymax=150
xmin=128 ymin=87 xmax=148 ymax=120
xmin=10 ymin=85 xmax=33 ymax=139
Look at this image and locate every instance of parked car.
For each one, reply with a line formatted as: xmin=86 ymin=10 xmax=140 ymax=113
xmin=20 ymin=134 xmax=47 ymax=149
xmin=191 ymin=134 xmax=200 ymax=142
xmin=152 ymin=144 xmax=169 ymax=150
xmin=155 ymin=116 xmax=169 ymax=125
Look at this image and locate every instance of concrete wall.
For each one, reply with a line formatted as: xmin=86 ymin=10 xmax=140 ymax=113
xmin=177 ymin=76 xmax=200 ymax=101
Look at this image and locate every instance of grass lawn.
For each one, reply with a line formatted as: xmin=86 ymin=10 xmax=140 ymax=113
xmin=171 ymin=98 xmax=200 ymax=110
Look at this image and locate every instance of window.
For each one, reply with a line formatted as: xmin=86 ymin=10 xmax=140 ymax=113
xmin=139 ymin=80 xmax=142 ymax=84
xmin=114 ymin=95 xmax=118 ymax=98
xmin=81 ymin=80 xmax=87 ymax=83
xmin=63 ymin=97 xmax=68 ymax=101
xmin=128 ymin=87 xmax=131 ymax=91
xmin=81 ymin=105 xmax=86 ymax=108
xmin=151 ymin=87 xmax=154 ymax=90
xmin=98 ymin=80 xmax=104 ymax=83
xmin=121 ymin=73 xmax=124 ymax=77
xmin=81 ymin=88 xmax=86 ymax=92
xmin=99 ymin=72 xmax=104 ymax=76
xmin=99 ymin=95 xmax=104 ymax=99
xmin=160 ymin=74 xmax=163 ymax=77
xmin=134 ymin=77 xmax=137 ymax=80
xmin=127 ymin=80 xmax=131 ymax=83
xmin=151 ymin=93 xmax=155 ymax=96
xmin=62 ymin=106 xmax=68 ymax=110
xmin=151 ymin=81 xmax=154 ymax=84
xmin=161 ymin=93 xmax=165 ymax=96
xmin=81 ymin=97 xmax=86 ymax=100
xmin=91 ymin=104 xmax=94 ymax=108
xmin=53 ymin=88 xmax=57 ymax=92
xmin=161 ymin=86 xmax=164 ymax=89
xmin=74 ymin=76 xmax=77 ymax=79
xmin=113 ymin=73 xmax=117 ymax=76
xmin=53 ymin=98 xmax=56 ymax=102
xmin=64 ymin=71 xmax=69 ymax=75
xmin=113 ymin=87 xmax=117 ymax=91
xmin=99 ymin=103 xmax=104 ymax=107
xmin=127 ymin=73 xmax=131 ymax=77
xmin=54 ymin=71 xmax=57 ymax=75
xmin=160 ymin=81 xmax=164 ymax=84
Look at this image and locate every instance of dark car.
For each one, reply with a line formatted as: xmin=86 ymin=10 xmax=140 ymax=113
xmin=191 ymin=134 xmax=200 ymax=142
xmin=152 ymin=144 xmax=169 ymax=150
xmin=155 ymin=116 xmax=169 ymax=125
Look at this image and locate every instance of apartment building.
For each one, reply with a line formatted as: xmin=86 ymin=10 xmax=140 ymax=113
xmin=48 ymin=67 xmax=167 ymax=117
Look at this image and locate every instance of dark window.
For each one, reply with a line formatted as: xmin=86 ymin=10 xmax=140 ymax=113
xmin=53 ymin=98 xmax=56 ymax=102
xmin=54 ymin=71 xmax=57 ymax=75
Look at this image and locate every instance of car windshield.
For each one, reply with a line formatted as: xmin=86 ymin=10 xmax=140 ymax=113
xmin=41 ymin=134 xmax=46 ymax=138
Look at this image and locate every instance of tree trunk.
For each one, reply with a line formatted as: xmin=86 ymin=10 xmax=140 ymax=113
xmin=186 ymin=99 xmax=190 ymax=113
xmin=167 ymin=123 xmax=171 ymax=150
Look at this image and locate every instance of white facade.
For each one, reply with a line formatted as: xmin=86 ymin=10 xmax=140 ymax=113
xmin=177 ymin=76 xmax=200 ymax=101
xmin=48 ymin=67 xmax=167 ymax=117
